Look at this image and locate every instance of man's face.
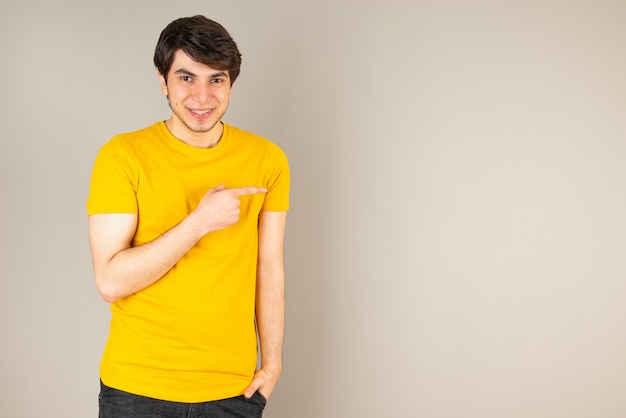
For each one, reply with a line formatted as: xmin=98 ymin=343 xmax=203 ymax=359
xmin=158 ymin=50 xmax=233 ymax=147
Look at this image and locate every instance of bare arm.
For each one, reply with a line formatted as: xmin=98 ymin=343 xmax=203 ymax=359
xmin=244 ymin=211 xmax=287 ymax=400
xmin=88 ymin=185 xmax=266 ymax=303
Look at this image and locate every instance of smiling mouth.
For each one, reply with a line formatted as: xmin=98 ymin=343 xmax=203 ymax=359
xmin=190 ymin=109 xmax=211 ymax=116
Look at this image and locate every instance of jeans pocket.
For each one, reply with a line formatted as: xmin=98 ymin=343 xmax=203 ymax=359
xmin=253 ymin=390 xmax=267 ymax=407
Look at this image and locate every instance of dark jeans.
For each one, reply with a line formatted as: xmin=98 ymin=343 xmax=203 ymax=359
xmin=99 ymin=381 xmax=266 ymax=418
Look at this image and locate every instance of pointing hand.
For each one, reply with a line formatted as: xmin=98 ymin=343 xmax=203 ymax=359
xmin=194 ymin=185 xmax=266 ymax=233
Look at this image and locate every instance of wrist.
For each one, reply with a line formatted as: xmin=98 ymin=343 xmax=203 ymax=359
xmin=261 ymin=362 xmax=283 ymax=376
xmin=184 ymin=210 xmax=212 ymax=239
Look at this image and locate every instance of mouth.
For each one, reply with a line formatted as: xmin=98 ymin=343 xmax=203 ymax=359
xmin=188 ymin=108 xmax=212 ymax=119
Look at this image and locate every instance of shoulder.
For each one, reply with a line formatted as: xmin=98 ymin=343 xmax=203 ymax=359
xmin=224 ymin=123 xmax=288 ymax=158
xmin=96 ymin=123 xmax=167 ymax=165
xmin=105 ymin=122 xmax=164 ymax=149
xmin=92 ymin=123 xmax=165 ymax=173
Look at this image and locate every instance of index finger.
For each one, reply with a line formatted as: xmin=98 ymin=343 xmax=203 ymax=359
xmin=230 ymin=186 xmax=267 ymax=197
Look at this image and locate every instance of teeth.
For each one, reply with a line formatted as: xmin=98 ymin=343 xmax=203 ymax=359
xmin=191 ymin=109 xmax=210 ymax=115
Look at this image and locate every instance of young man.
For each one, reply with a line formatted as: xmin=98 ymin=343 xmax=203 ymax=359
xmin=87 ymin=15 xmax=289 ymax=418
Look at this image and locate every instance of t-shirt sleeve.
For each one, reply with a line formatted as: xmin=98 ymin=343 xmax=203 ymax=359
xmin=261 ymin=145 xmax=290 ymax=212
xmin=86 ymin=139 xmax=139 ymax=215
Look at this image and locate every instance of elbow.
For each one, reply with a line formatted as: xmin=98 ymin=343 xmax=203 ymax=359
xmin=99 ymin=292 xmax=120 ymax=304
xmin=96 ymin=284 xmax=121 ymax=303
xmin=95 ymin=274 xmax=124 ymax=303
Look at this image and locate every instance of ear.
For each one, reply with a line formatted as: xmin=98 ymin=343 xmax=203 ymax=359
xmin=156 ymin=68 xmax=168 ymax=97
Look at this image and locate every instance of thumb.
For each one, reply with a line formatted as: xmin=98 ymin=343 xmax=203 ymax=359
xmin=244 ymin=377 xmax=261 ymax=399
xmin=210 ymin=184 xmax=227 ymax=193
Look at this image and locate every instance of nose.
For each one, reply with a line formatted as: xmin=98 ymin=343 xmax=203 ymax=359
xmin=192 ymin=81 xmax=211 ymax=104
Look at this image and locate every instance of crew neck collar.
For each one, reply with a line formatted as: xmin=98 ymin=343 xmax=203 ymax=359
xmin=158 ymin=121 xmax=231 ymax=155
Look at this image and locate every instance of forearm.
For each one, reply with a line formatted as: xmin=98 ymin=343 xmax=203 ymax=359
xmin=92 ymin=212 xmax=207 ymax=302
xmin=256 ymin=264 xmax=285 ymax=374
xmin=90 ymin=186 xmax=266 ymax=303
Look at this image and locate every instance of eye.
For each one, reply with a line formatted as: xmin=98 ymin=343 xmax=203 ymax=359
xmin=211 ymin=78 xmax=225 ymax=84
xmin=180 ymin=76 xmax=192 ymax=82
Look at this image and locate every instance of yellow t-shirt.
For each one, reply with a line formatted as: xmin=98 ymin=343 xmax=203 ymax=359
xmin=87 ymin=122 xmax=290 ymax=402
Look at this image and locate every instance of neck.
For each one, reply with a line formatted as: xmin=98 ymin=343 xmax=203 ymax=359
xmin=164 ymin=119 xmax=224 ymax=148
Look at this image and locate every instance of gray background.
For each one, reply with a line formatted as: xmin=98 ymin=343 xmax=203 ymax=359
xmin=2 ymin=0 xmax=626 ymax=417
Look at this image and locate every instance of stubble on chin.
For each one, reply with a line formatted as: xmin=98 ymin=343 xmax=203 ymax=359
xmin=171 ymin=107 xmax=219 ymax=134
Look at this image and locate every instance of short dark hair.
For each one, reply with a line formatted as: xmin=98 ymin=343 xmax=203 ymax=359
xmin=153 ymin=15 xmax=242 ymax=84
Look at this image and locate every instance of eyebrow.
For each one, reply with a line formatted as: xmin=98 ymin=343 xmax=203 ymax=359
xmin=173 ymin=68 xmax=229 ymax=79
